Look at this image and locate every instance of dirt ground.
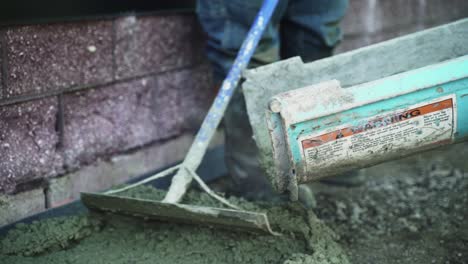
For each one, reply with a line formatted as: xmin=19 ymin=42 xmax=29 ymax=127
xmin=312 ymin=143 xmax=468 ymax=264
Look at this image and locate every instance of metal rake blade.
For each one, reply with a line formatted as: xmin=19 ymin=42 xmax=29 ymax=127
xmin=81 ymin=192 xmax=279 ymax=235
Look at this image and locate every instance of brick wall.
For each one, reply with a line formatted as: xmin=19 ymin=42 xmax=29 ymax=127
xmin=0 ymin=13 xmax=214 ymax=225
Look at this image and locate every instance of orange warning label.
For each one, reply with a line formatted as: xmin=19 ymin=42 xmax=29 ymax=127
xmin=300 ymin=96 xmax=456 ymax=172
xmin=302 ymin=98 xmax=453 ymax=150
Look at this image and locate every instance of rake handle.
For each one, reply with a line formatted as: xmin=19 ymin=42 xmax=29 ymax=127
xmin=164 ymin=0 xmax=280 ymax=203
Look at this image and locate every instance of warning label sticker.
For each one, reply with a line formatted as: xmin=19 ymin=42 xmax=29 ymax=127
xmin=300 ymin=96 xmax=456 ymax=171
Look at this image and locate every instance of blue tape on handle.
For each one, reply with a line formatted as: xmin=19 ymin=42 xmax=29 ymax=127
xmin=195 ymin=0 xmax=280 ymax=144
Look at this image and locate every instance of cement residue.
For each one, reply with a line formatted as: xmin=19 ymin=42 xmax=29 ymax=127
xmin=0 ymin=186 xmax=349 ymax=264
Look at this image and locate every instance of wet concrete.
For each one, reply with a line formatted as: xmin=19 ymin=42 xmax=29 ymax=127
xmin=0 ymin=186 xmax=349 ymax=264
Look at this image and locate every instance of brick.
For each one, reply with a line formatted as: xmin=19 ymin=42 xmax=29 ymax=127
xmin=4 ymin=21 xmax=113 ymax=97
xmin=0 ymin=32 xmax=3 ymax=100
xmin=179 ymin=63 xmax=214 ymax=131
xmin=0 ymin=188 xmax=46 ymax=226
xmin=114 ymin=15 xmax=204 ymax=79
xmin=0 ymin=97 xmax=62 ymax=194
xmin=47 ymin=134 xmax=194 ymax=207
xmin=62 ymin=80 xmax=151 ymax=168
xmin=62 ymin=71 xmax=190 ymax=168
xmin=152 ymin=70 xmax=187 ymax=133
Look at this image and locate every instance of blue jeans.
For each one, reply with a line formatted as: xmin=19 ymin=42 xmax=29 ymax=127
xmin=197 ymin=0 xmax=348 ymax=197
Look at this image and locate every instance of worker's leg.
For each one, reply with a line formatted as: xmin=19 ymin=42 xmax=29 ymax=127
xmin=280 ymin=0 xmax=348 ymax=61
xmin=196 ymin=0 xmax=288 ymax=199
xmin=196 ymin=0 xmax=287 ymax=83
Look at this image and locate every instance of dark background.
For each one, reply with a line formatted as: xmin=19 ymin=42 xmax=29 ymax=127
xmin=0 ymin=0 xmax=196 ymax=26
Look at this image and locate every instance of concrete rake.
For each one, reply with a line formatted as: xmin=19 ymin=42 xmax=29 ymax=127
xmin=81 ymin=0 xmax=280 ymax=235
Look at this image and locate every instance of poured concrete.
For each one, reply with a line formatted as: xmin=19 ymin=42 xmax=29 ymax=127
xmin=1 ymin=186 xmax=349 ymax=264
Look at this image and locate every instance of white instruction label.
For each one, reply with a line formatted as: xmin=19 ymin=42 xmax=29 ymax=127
xmin=300 ymin=96 xmax=456 ymax=171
